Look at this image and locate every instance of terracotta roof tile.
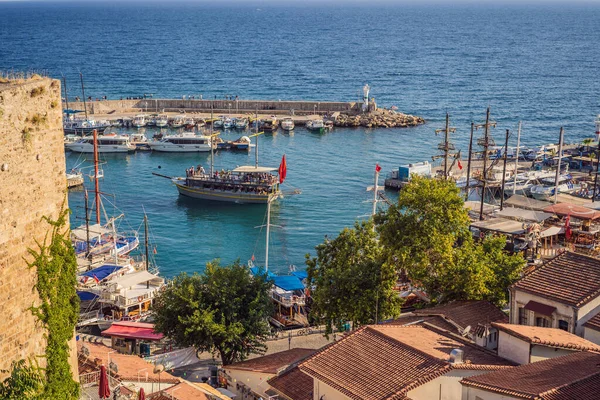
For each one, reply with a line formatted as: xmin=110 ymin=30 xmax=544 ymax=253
xmin=386 ymin=315 xmax=461 ymax=334
xmin=493 ymin=323 xmax=600 ymax=352
xmin=267 ymin=367 xmax=313 ymax=400
xmin=412 ymin=300 xmax=508 ymax=334
xmin=461 ymin=351 xmax=600 ymax=399
xmin=225 ymin=348 xmax=315 ymax=374
xmin=583 ymin=311 xmax=600 ymax=332
xmin=298 ymin=325 xmax=513 ymax=400
xmin=77 ymin=341 xmax=179 ymax=384
xmin=512 ymin=251 xmax=600 ymax=307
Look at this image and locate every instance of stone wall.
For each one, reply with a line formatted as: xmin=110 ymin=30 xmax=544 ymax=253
xmin=0 ymin=77 xmax=76 ymax=379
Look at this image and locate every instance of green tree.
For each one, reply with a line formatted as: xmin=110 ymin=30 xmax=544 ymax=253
xmin=0 ymin=360 xmax=44 ymax=399
xmin=306 ymin=220 xmax=402 ymax=336
xmin=375 ymin=175 xmax=524 ymax=306
xmin=153 ymin=260 xmax=273 ymax=365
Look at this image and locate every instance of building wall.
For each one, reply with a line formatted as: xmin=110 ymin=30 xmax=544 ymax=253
xmin=462 ymin=385 xmax=519 ymax=400
xmin=584 ymin=327 xmax=600 ymax=345
xmin=0 ymin=77 xmax=75 ymax=379
xmin=530 ymin=345 xmax=576 ymax=363
xmin=312 ymin=379 xmax=353 ymax=400
xmin=497 ymin=331 xmax=530 ymax=365
xmin=575 ymin=297 xmax=600 ymax=336
xmin=408 ymin=370 xmax=491 ymax=400
xmin=510 ymin=290 xmax=575 ymax=333
xmin=224 ymin=369 xmax=274 ymax=398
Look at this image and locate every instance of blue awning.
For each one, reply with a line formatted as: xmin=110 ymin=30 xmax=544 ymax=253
xmin=80 ymin=264 xmax=123 ymax=281
xmin=250 ymin=266 xmax=276 ymax=278
xmin=273 ymin=275 xmax=305 ymax=291
xmin=77 ymin=291 xmax=99 ymax=301
xmin=291 ymin=270 xmax=308 ymax=280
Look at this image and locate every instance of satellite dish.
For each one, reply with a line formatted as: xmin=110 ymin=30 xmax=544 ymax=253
xmin=109 ymin=361 xmax=118 ymax=373
xmin=81 ymin=345 xmax=90 ymax=357
xmin=462 ymin=325 xmax=472 ymax=337
xmin=153 ymin=364 xmax=165 ymax=374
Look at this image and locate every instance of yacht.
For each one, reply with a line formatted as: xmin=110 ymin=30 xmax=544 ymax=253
xmin=148 ymin=132 xmax=213 ymax=152
xmin=63 ymin=118 xmax=110 ymax=135
xmin=306 ymin=118 xmax=325 ymax=132
xmin=213 ymin=116 xmax=225 ymax=129
xmin=280 ymin=117 xmax=295 ymax=131
xmin=503 ymin=170 xmax=555 ymax=196
xmin=529 ymin=174 xmax=581 ymax=201
xmin=170 ymin=115 xmax=185 ymax=128
xmin=223 ymin=117 xmax=235 ymax=130
xmin=132 ymin=114 xmax=148 ymax=128
xmin=65 ymin=133 xmax=136 ymax=153
xmin=234 ymin=117 xmax=249 ymax=129
xmin=155 ymin=114 xmax=169 ymax=128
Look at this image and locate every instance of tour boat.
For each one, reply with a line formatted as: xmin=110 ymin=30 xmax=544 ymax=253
xmin=170 ymin=115 xmax=185 ymax=128
xmin=529 ymin=174 xmax=581 ymax=200
xmin=132 ymin=114 xmax=148 ymax=128
xmin=234 ymin=117 xmax=249 ymax=129
xmin=216 ymin=136 xmax=254 ymax=151
xmin=502 ymin=170 xmax=556 ymax=196
xmin=261 ymin=116 xmax=278 ymax=132
xmin=65 ymin=134 xmax=136 ymax=153
xmin=155 ymin=114 xmax=169 ymax=128
xmin=306 ymin=119 xmax=325 ymax=132
xmin=148 ymin=132 xmax=213 ymax=152
xmin=280 ymin=117 xmax=295 ymax=131
xmin=63 ymin=118 xmax=110 ymax=135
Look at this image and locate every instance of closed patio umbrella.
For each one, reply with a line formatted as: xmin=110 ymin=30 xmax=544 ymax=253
xmin=99 ymin=365 xmax=111 ymax=399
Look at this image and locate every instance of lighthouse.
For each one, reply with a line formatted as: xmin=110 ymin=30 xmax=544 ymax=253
xmin=362 ymin=84 xmax=370 ymax=112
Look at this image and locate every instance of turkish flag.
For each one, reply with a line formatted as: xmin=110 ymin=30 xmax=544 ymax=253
xmin=458 ymin=159 xmax=463 ymax=170
xmin=565 ymin=214 xmax=572 ymax=240
xmin=93 ymin=274 xmax=100 ymax=284
xmin=278 ymin=155 xmax=287 ymax=184
xmin=375 ymin=164 xmax=382 ymax=172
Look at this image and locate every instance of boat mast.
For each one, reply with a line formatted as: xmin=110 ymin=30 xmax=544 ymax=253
xmin=593 ymin=116 xmax=600 ymax=203
xmin=513 ymin=121 xmax=521 ymax=195
xmin=84 ymin=189 xmax=91 ymax=260
xmin=144 ymin=214 xmax=149 ymax=272
xmin=63 ymin=76 xmax=69 ymax=116
xmin=477 ymin=107 xmax=496 ymax=221
xmin=255 ymin=107 xmax=259 ymax=168
xmin=265 ymin=197 xmax=271 ymax=272
xmin=210 ymin=104 xmax=214 ymax=176
xmin=93 ymin=129 xmax=101 ymax=224
xmin=553 ymin=127 xmax=564 ymax=204
xmin=435 ymin=113 xmax=456 ymax=179
xmin=80 ymin=72 xmax=89 ymax=122
xmin=372 ymin=167 xmax=379 ymax=216
xmin=500 ymin=129 xmax=510 ymax=211
xmin=465 ymin=122 xmax=474 ymax=201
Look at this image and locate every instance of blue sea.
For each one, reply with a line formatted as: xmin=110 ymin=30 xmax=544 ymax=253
xmin=1 ymin=2 xmax=600 ymax=276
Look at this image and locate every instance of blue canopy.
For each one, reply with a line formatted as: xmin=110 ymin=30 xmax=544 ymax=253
xmin=80 ymin=264 xmax=123 ymax=281
xmin=273 ymin=275 xmax=305 ymax=291
xmin=77 ymin=291 xmax=99 ymax=301
xmin=250 ymin=266 xmax=276 ymax=278
xmin=63 ymin=109 xmax=83 ymax=114
xmin=291 ymin=270 xmax=308 ymax=280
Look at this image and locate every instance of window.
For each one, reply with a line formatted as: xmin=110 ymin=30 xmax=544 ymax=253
xmin=536 ymin=317 xmax=550 ymax=327
xmin=519 ymin=307 xmax=528 ymax=325
xmin=558 ymin=320 xmax=569 ymax=331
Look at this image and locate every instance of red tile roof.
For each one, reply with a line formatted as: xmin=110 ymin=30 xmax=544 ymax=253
xmin=584 ymin=312 xmax=600 ymax=332
xmin=386 ymin=315 xmax=461 ymax=334
xmin=225 ymin=348 xmax=315 ymax=374
xmin=412 ymin=300 xmax=508 ymax=334
xmin=77 ymin=341 xmax=179 ymax=384
xmin=493 ymin=323 xmax=600 ymax=352
xmin=298 ymin=325 xmax=514 ymax=400
xmin=461 ymin=351 xmax=600 ymax=399
xmin=267 ymin=367 xmax=313 ymax=400
xmin=512 ymin=251 xmax=600 ymax=307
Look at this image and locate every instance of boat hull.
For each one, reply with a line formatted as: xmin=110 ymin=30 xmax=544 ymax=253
xmin=63 ymin=125 xmax=109 ymax=135
xmin=66 ymin=144 xmax=135 ymax=153
xmin=148 ymin=143 xmax=212 ymax=152
xmin=174 ymin=181 xmax=272 ymax=204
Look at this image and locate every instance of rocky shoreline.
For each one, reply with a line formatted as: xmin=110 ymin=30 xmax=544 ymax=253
xmin=334 ymin=109 xmax=426 ymax=128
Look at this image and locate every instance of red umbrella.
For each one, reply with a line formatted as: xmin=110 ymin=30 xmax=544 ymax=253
xmin=139 ymin=387 xmax=146 ymax=400
xmin=98 ymin=365 xmax=111 ymax=399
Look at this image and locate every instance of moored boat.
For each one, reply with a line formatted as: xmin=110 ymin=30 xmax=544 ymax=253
xmin=261 ymin=116 xmax=278 ymax=132
xmin=65 ymin=133 xmax=136 ymax=153
xmin=148 ymin=132 xmax=213 ymax=152
xmin=132 ymin=114 xmax=148 ymax=128
xmin=63 ymin=118 xmax=110 ymax=135
xmin=306 ymin=118 xmax=325 ymax=132
xmin=155 ymin=114 xmax=169 ymax=128
xmin=281 ymin=117 xmax=295 ymax=131
xmin=170 ymin=115 xmax=185 ymax=128
xmin=234 ymin=117 xmax=249 ymax=129
xmin=529 ymin=174 xmax=581 ymax=200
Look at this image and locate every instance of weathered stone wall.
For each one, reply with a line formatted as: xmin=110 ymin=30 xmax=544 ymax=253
xmin=0 ymin=77 xmax=74 ymax=379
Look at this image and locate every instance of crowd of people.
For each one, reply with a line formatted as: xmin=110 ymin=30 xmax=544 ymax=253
xmin=185 ymin=165 xmax=278 ymax=188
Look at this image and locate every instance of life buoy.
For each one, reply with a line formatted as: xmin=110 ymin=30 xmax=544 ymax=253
xmin=138 ymin=296 xmax=143 ymax=302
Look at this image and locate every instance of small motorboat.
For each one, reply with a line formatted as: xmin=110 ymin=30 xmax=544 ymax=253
xmin=281 ymin=117 xmax=295 ymax=131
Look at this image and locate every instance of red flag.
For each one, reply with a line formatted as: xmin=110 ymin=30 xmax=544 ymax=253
xmin=153 ymin=247 xmax=157 ymax=255
xmin=375 ymin=164 xmax=382 ymax=172
xmin=458 ymin=159 xmax=463 ymax=170
xmin=93 ymin=274 xmax=100 ymax=284
xmin=565 ymin=214 xmax=572 ymax=240
xmin=251 ymin=254 xmax=255 ymax=261
xmin=278 ymin=155 xmax=287 ymax=184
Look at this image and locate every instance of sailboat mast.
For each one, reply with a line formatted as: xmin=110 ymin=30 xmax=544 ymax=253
xmin=500 ymin=129 xmax=510 ymax=211
xmin=210 ymin=105 xmax=214 ymax=176
xmin=553 ymin=127 xmax=564 ymax=204
xmin=63 ymin=76 xmax=69 ymax=115
xmin=84 ymin=189 xmax=91 ymax=259
xmin=465 ymin=122 xmax=474 ymax=201
xmin=265 ymin=198 xmax=271 ymax=272
xmin=255 ymin=108 xmax=259 ymax=168
xmin=93 ymin=129 xmax=101 ymax=224
xmin=479 ymin=108 xmax=491 ymax=221
xmin=513 ymin=121 xmax=521 ymax=195
xmin=144 ymin=214 xmax=149 ymax=272
xmin=372 ymin=167 xmax=379 ymax=216
xmin=80 ymin=72 xmax=88 ymax=121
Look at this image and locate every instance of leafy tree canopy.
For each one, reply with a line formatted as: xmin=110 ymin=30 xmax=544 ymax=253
xmin=375 ymin=175 xmax=524 ymax=306
xmin=153 ymin=260 xmax=273 ymax=365
xmin=306 ymin=220 xmax=402 ymax=336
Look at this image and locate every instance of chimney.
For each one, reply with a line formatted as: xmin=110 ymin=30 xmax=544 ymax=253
xmin=449 ymin=349 xmax=464 ymax=364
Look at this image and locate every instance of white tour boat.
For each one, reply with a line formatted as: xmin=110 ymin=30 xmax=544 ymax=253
xmin=148 ymin=132 xmax=213 ymax=152
xmin=529 ymin=174 xmax=581 ymax=201
xmin=65 ymin=133 xmax=136 ymax=153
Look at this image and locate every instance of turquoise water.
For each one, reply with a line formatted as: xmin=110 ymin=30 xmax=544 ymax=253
xmin=2 ymin=2 xmax=600 ymax=276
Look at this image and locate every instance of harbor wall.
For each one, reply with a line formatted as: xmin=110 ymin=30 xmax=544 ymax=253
xmin=0 ymin=77 xmax=78 ymax=380
xmin=66 ymin=98 xmax=363 ymax=116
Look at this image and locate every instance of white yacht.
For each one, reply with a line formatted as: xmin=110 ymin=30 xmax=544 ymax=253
xmin=281 ymin=117 xmax=295 ymax=131
xmin=65 ymin=133 xmax=136 ymax=153
xmin=529 ymin=174 xmax=581 ymax=201
xmin=155 ymin=114 xmax=169 ymax=128
xmin=213 ymin=116 xmax=225 ymax=129
xmin=223 ymin=117 xmax=234 ymax=129
xmin=132 ymin=114 xmax=148 ymax=128
xmin=63 ymin=118 xmax=110 ymax=135
xmin=503 ymin=170 xmax=555 ymax=196
xmin=148 ymin=132 xmax=213 ymax=152
xmin=306 ymin=118 xmax=325 ymax=132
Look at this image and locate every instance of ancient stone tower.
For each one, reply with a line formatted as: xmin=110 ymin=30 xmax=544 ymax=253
xmin=0 ymin=75 xmax=77 ymax=379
